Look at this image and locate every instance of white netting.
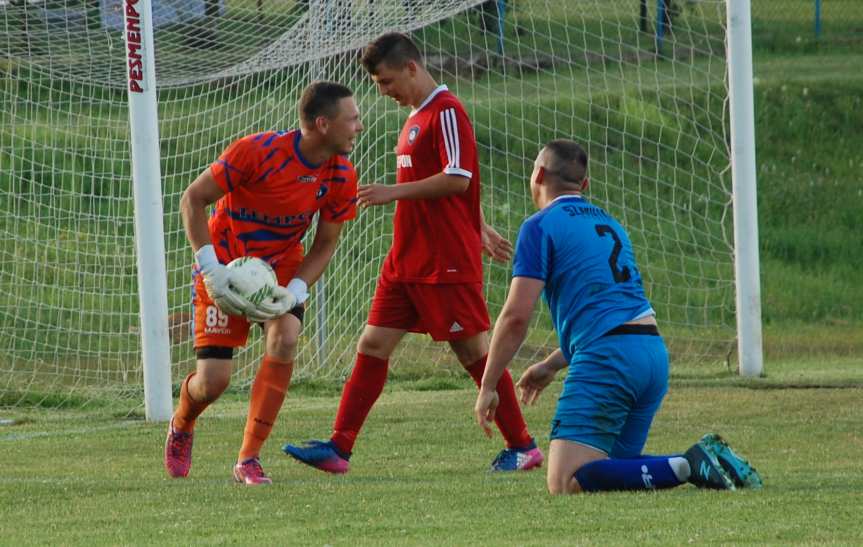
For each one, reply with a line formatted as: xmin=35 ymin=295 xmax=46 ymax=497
xmin=1 ymin=0 xmax=734 ymax=410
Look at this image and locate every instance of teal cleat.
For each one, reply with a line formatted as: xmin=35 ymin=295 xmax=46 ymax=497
xmin=700 ymin=433 xmax=763 ymax=489
xmin=684 ymin=438 xmax=736 ymax=490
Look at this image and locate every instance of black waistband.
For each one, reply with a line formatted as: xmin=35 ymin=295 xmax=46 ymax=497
xmin=602 ymin=324 xmax=660 ymax=337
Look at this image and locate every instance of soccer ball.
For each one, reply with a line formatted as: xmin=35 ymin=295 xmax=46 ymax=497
xmin=226 ymin=256 xmax=278 ymax=306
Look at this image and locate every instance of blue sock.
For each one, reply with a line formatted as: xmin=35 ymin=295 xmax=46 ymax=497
xmin=574 ymin=455 xmax=686 ymax=492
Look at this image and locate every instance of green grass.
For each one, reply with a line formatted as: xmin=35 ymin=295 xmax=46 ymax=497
xmin=1 ymin=4 xmax=862 ymax=542
xmin=1 ymin=358 xmax=862 ymax=544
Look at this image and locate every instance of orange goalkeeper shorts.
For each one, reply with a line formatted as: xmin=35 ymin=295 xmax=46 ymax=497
xmin=191 ymin=261 xmax=300 ymax=349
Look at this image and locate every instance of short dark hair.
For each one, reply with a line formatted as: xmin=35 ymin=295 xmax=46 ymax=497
xmin=360 ymin=32 xmax=423 ymax=74
xmin=298 ymin=81 xmax=353 ymax=126
xmin=542 ymin=139 xmax=588 ymax=186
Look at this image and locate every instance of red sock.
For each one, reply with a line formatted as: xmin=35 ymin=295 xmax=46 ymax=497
xmin=465 ymin=356 xmax=533 ymax=449
xmin=238 ymin=356 xmax=293 ymax=461
xmin=172 ymin=372 xmax=210 ymax=433
xmin=331 ymin=353 xmax=389 ymax=454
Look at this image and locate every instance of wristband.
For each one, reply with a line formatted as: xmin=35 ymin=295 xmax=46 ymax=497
xmin=286 ymin=277 xmax=309 ymax=303
xmin=194 ymin=244 xmax=219 ymax=273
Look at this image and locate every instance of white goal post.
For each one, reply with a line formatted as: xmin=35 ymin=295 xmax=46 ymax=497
xmin=123 ymin=0 xmax=173 ymax=420
xmin=726 ymin=0 xmax=763 ymax=377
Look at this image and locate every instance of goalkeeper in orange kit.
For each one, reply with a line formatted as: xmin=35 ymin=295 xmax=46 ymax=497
xmin=165 ymin=81 xmax=362 ymax=485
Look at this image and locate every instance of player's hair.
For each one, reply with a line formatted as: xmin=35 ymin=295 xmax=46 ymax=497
xmin=542 ymin=139 xmax=588 ymax=188
xmin=360 ymin=32 xmax=423 ymax=74
xmin=298 ymin=81 xmax=354 ymax=126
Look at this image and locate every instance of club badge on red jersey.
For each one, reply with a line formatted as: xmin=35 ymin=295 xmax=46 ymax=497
xmin=407 ymin=125 xmax=421 ymax=145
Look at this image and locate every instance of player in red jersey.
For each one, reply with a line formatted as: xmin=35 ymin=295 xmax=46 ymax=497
xmin=284 ymin=33 xmax=544 ymax=473
xmin=164 ymin=81 xmax=362 ymax=485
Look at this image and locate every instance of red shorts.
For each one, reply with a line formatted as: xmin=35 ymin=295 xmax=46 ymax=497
xmin=367 ymin=275 xmax=491 ymax=341
xmin=192 ymin=261 xmax=300 ymax=349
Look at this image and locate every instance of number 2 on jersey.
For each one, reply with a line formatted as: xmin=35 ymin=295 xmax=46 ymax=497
xmin=594 ymin=224 xmax=631 ymax=283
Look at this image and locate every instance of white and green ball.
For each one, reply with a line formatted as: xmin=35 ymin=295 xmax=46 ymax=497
xmin=226 ymin=256 xmax=278 ymax=305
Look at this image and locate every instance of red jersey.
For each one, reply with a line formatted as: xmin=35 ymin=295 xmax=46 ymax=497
xmin=382 ymin=85 xmax=483 ymax=284
xmin=207 ymin=129 xmax=358 ymax=278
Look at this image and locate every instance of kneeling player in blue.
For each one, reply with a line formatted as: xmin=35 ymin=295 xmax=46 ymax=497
xmin=473 ymin=140 xmax=762 ymax=494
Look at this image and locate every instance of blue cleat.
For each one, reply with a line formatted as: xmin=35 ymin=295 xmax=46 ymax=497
xmin=700 ymin=433 xmax=763 ymax=489
xmin=490 ymin=439 xmax=544 ymax=472
xmin=684 ymin=438 xmax=736 ymax=490
xmin=282 ymin=440 xmax=351 ymax=474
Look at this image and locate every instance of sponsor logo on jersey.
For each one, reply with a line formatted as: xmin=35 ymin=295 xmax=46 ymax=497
xmin=397 ymin=155 xmax=413 ymax=168
xmin=407 ymin=125 xmax=421 ymax=144
xmin=298 ymin=175 xmax=317 ymax=183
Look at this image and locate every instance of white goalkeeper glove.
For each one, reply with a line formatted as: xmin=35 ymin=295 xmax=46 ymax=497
xmin=243 ymin=304 xmax=274 ymax=324
xmin=256 ymin=278 xmax=309 ymax=319
xmin=195 ymin=244 xmax=249 ymax=317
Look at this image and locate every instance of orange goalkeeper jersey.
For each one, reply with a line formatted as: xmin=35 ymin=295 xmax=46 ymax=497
xmin=207 ymin=129 xmax=358 ymax=278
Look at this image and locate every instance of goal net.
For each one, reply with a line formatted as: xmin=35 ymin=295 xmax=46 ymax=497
xmin=0 ymin=0 xmax=734 ymax=411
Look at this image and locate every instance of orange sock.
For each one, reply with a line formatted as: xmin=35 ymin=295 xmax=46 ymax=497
xmin=172 ymin=372 xmax=210 ymax=433
xmin=238 ymin=356 xmax=294 ymax=462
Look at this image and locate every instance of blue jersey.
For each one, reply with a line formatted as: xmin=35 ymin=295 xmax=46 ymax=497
xmin=512 ymin=195 xmax=653 ymax=363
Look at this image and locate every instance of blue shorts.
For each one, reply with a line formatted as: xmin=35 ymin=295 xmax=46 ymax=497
xmin=551 ymin=332 xmax=669 ymax=458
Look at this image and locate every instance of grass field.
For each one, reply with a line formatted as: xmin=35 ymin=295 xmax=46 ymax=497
xmin=2 ymin=359 xmax=862 ymax=545
xmin=1 ymin=3 xmax=863 ymax=543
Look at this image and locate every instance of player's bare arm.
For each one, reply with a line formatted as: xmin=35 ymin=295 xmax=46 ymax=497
xmin=357 ymin=172 xmax=468 ymax=207
xmin=516 ymin=349 xmax=567 ymax=406
xmin=178 ymin=167 xmax=254 ymax=317
xmin=293 ymin=219 xmax=345 ymax=286
xmin=474 ymin=276 xmax=544 ymax=435
xmin=180 ymin=167 xmax=226 ymax=251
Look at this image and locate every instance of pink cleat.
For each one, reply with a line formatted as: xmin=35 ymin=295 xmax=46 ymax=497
xmin=164 ymin=419 xmax=194 ymax=478
xmin=233 ymin=457 xmax=273 ymax=485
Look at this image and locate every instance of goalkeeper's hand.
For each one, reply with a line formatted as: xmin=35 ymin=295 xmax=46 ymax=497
xmin=195 ymin=245 xmax=249 ymax=317
xmin=256 ymin=278 xmax=309 ymax=319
